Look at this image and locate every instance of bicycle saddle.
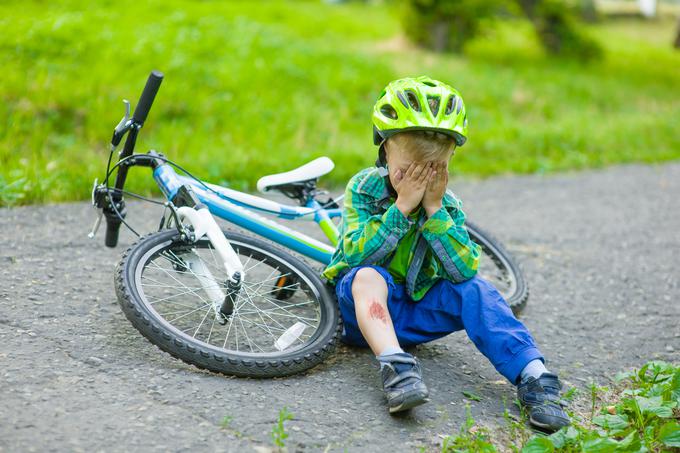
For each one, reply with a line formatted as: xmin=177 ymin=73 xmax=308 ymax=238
xmin=257 ymin=157 xmax=335 ymax=193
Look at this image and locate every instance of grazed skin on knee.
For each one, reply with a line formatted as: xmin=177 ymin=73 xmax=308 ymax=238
xmin=351 ymin=267 xmax=399 ymax=354
xmin=368 ymin=300 xmax=388 ymax=323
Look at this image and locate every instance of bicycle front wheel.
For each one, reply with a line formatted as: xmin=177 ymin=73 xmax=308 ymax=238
xmin=115 ymin=229 xmax=341 ymax=378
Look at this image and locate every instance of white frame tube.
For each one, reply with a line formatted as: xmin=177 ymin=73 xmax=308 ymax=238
xmin=176 ymin=206 xmax=244 ymax=281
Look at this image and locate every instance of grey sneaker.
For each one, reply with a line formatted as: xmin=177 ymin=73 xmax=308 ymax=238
xmin=517 ymin=372 xmax=570 ymax=432
xmin=379 ymin=352 xmax=430 ymax=413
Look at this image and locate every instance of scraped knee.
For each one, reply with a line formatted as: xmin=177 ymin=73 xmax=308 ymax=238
xmin=351 ymin=267 xmax=388 ymax=300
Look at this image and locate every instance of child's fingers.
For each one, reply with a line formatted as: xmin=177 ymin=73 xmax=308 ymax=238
xmin=406 ymin=162 xmax=420 ymax=179
xmin=418 ymin=163 xmax=432 ymax=185
xmin=410 ymin=162 xmax=426 ymax=180
xmin=426 ymin=170 xmax=436 ymax=189
xmin=414 ymin=163 xmax=427 ymax=182
xmin=437 ymin=163 xmax=446 ymax=186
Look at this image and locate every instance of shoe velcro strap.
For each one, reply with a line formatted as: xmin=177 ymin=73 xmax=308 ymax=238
xmin=378 ymin=353 xmax=417 ymax=366
xmin=384 ymin=370 xmax=421 ymax=388
xmin=526 ymin=391 xmax=562 ymax=406
xmin=536 ymin=375 xmax=562 ymax=390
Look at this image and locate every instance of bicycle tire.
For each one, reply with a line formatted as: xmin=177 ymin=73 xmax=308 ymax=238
xmin=115 ymin=229 xmax=341 ymax=378
xmin=465 ymin=220 xmax=529 ymax=314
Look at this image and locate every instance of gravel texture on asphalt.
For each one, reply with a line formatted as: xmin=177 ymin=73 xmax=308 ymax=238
xmin=1 ymin=163 xmax=678 ymax=452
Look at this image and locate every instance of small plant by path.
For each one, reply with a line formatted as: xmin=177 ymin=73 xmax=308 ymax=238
xmin=220 ymin=415 xmax=233 ymax=430
xmin=522 ymin=360 xmax=680 ymax=452
xmin=441 ymin=404 xmax=496 ymax=452
xmin=271 ymin=406 xmax=294 ymax=451
xmin=462 ymin=391 xmax=483 ymax=402
xmin=439 ymin=361 xmax=680 ymax=452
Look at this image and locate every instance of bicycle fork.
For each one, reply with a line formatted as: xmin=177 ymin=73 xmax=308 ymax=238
xmin=175 ymin=206 xmax=244 ymax=324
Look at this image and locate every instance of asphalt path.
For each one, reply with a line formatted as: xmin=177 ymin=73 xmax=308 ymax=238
xmin=1 ymin=163 xmax=678 ymax=452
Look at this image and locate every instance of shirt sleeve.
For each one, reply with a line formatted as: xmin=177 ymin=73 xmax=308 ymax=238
xmin=340 ymin=179 xmax=414 ymax=268
xmin=420 ymin=197 xmax=481 ymax=282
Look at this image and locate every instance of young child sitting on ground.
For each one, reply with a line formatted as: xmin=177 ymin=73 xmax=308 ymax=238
xmin=322 ymin=76 xmax=570 ymax=432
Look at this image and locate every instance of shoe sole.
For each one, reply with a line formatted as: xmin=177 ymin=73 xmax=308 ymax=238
xmin=388 ymin=390 xmax=430 ymax=413
xmin=529 ymin=415 xmax=569 ymax=432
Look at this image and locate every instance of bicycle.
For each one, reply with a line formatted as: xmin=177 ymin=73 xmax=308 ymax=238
xmin=90 ymin=71 xmax=529 ymax=378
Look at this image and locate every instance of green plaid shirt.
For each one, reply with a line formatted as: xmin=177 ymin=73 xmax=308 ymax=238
xmin=322 ymin=167 xmax=481 ymax=301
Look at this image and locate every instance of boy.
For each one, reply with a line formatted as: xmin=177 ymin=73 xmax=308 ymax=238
xmin=322 ymin=76 xmax=569 ymax=432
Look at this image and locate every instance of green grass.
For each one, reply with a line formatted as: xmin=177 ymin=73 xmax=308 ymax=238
xmin=1 ymin=0 xmax=679 ymax=205
xmin=438 ymin=361 xmax=680 ymax=452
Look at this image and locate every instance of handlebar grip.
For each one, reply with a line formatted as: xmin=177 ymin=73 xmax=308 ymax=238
xmin=104 ymin=217 xmax=122 ymax=248
xmin=132 ymin=70 xmax=164 ymax=125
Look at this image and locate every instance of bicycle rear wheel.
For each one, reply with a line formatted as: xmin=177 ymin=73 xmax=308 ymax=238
xmin=466 ymin=221 xmax=529 ymax=314
xmin=115 ymin=229 xmax=341 ymax=378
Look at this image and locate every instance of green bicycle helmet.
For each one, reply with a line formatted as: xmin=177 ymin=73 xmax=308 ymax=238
xmin=372 ymin=76 xmax=468 ymax=148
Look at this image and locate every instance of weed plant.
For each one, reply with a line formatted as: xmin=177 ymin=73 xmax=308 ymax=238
xmin=271 ymin=406 xmax=294 ymax=450
xmin=440 ymin=361 xmax=680 ymax=452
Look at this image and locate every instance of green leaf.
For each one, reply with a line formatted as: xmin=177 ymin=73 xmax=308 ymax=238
xmin=621 ymin=388 xmax=643 ymax=397
xmin=644 ymin=405 xmax=673 ymax=418
xmin=616 ymin=430 xmax=641 ymax=451
xmin=521 ymin=437 xmax=555 ymax=453
xmin=637 ymin=363 xmax=650 ymax=381
xmin=563 ymin=426 xmax=580 ymax=441
xmin=592 ymin=414 xmax=630 ymax=431
xmin=635 ymin=396 xmax=674 ymax=418
xmin=672 ymin=369 xmax=680 ymax=403
xmin=547 ymin=429 xmax=569 ymax=449
xmin=582 ymin=436 xmax=619 ymax=452
xmin=462 ymin=391 xmax=483 ymax=402
xmin=615 ymin=371 xmax=633 ymax=382
xmin=659 ymin=421 xmax=680 ymax=447
xmin=647 ymin=360 xmax=672 ymax=374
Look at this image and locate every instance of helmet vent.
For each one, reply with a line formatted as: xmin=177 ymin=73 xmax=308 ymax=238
xmin=427 ymin=96 xmax=440 ymax=116
xmin=380 ymin=104 xmax=398 ymax=120
xmin=422 ymin=81 xmax=437 ymax=87
xmin=456 ymin=98 xmax=463 ymax=114
xmin=404 ymin=90 xmax=421 ymax=112
xmin=446 ymin=95 xmax=457 ymax=115
xmin=396 ymin=91 xmax=409 ymax=108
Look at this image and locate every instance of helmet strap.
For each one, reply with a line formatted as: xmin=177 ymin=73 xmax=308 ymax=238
xmin=375 ymin=143 xmax=388 ymax=177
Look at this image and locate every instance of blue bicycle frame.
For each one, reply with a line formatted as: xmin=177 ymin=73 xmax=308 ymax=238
xmin=153 ymin=163 xmax=342 ymax=264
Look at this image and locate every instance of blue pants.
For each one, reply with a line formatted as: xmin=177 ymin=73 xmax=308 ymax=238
xmin=334 ymin=265 xmax=544 ymax=384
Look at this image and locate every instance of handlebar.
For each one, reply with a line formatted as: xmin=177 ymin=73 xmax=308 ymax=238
xmin=133 ymin=70 xmax=164 ymax=125
xmin=103 ymin=70 xmax=163 ymax=247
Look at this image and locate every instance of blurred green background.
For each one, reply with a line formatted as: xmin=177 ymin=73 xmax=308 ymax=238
xmin=1 ymin=0 xmax=679 ymax=205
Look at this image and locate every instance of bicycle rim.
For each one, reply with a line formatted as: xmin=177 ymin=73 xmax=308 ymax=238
xmin=133 ymin=237 xmax=328 ymax=358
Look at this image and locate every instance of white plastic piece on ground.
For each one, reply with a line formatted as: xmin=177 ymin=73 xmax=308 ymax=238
xmin=256 ymin=157 xmax=335 ymax=193
xmin=176 ymin=207 xmax=244 ymax=281
xmin=274 ymin=322 xmax=307 ymax=351
xmin=181 ymin=252 xmax=225 ymax=309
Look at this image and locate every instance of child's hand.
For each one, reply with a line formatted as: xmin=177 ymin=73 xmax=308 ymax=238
xmin=422 ymin=161 xmax=448 ymax=217
xmin=394 ymin=162 xmax=433 ymax=216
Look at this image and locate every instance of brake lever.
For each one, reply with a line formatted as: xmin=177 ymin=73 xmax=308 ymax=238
xmin=88 ymin=211 xmax=103 ymax=239
xmin=110 ymin=99 xmax=132 ymax=150
xmin=88 ymin=178 xmax=104 ymax=239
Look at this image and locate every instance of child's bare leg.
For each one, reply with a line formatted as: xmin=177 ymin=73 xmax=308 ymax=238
xmin=351 ymin=267 xmax=400 ymax=355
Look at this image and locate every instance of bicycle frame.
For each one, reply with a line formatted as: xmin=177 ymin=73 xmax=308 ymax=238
xmin=153 ymin=163 xmax=342 ymax=264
